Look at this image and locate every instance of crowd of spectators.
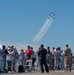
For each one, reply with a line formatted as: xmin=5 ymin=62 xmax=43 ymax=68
xmin=0 ymin=44 xmax=74 ymax=73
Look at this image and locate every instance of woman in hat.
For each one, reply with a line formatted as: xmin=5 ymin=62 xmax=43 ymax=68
xmin=19 ymin=49 xmax=25 ymax=65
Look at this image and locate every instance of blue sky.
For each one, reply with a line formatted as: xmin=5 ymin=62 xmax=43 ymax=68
xmin=0 ymin=0 xmax=74 ymax=53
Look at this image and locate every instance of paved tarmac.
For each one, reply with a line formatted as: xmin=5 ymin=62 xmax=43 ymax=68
xmin=3 ymin=70 xmax=74 ymax=75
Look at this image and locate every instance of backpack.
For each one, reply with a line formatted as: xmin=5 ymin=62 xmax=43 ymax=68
xmin=18 ymin=65 xmax=25 ymax=73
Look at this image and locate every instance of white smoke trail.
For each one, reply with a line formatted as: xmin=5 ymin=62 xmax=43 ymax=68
xmin=36 ymin=18 xmax=54 ymax=43
xmin=32 ymin=18 xmax=49 ymax=43
xmin=32 ymin=16 xmax=51 ymax=43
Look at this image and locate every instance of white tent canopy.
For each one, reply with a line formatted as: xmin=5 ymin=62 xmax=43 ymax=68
xmin=0 ymin=41 xmax=38 ymax=52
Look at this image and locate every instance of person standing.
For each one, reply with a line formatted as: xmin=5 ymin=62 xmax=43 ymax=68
xmin=0 ymin=45 xmax=8 ymax=73
xmin=31 ymin=47 xmax=36 ymax=67
xmin=64 ymin=44 xmax=72 ymax=72
xmin=6 ymin=47 xmax=14 ymax=73
xmin=37 ymin=44 xmax=49 ymax=73
xmin=25 ymin=45 xmax=32 ymax=59
xmin=51 ymin=47 xmax=55 ymax=70
xmin=11 ymin=46 xmax=19 ymax=72
xmin=19 ymin=49 xmax=25 ymax=65
xmin=46 ymin=47 xmax=52 ymax=70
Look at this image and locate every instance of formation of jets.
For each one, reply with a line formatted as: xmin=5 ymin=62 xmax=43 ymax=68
xmin=48 ymin=12 xmax=55 ymax=19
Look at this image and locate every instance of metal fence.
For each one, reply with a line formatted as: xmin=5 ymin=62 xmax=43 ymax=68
xmin=0 ymin=54 xmax=38 ymax=73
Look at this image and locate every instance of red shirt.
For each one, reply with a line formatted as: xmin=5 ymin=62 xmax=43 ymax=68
xmin=25 ymin=49 xmax=32 ymax=56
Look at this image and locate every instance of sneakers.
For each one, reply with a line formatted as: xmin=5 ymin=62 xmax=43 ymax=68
xmin=8 ymin=71 xmax=11 ymax=73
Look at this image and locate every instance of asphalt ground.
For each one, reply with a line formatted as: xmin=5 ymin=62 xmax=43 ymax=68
xmin=2 ymin=70 xmax=74 ymax=75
